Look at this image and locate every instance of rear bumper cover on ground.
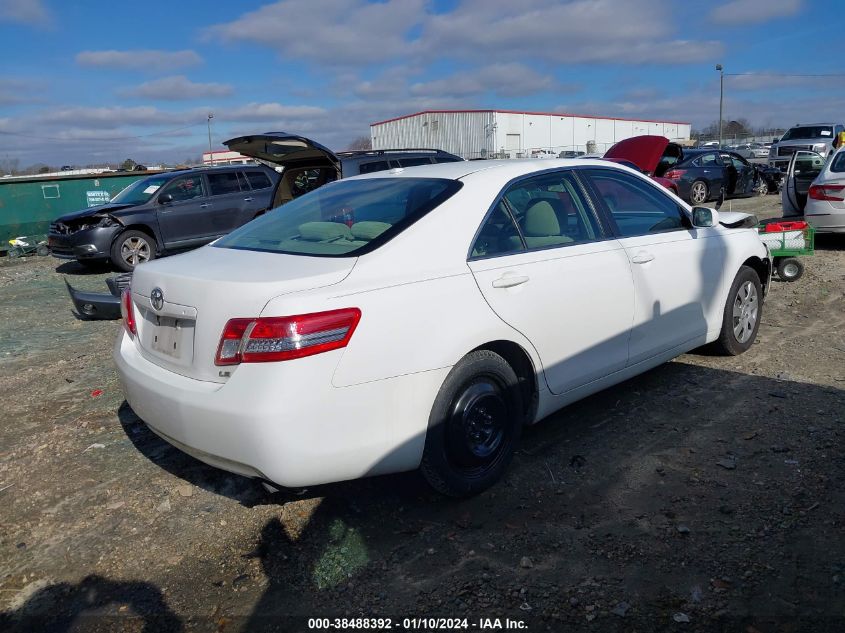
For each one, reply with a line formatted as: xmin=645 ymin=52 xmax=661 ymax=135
xmin=65 ymin=274 xmax=130 ymax=319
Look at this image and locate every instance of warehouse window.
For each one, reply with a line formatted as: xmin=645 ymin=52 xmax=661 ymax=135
xmin=431 ymin=120 xmax=439 ymax=132
xmin=42 ymin=185 xmax=60 ymax=199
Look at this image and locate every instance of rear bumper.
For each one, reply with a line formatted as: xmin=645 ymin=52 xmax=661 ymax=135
xmin=48 ymin=226 xmax=119 ymax=260
xmin=805 ymin=207 xmax=845 ymax=233
xmin=65 ymin=279 xmax=121 ymax=319
xmin=113 ymin=331 xmax=448 ymax=487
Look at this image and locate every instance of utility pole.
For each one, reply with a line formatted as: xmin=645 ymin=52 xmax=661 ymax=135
xmin=207 ymin=113 xmax=214 ymax=166
xmin=715 ymin=64 xmax=724 ymax=148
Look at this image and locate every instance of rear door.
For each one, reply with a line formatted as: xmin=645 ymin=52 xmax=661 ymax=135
xmin=580 ymin=167 xmax=725 ymax=363
xmin=783 ymin=150 xmax=825 ymax=215
xmin=205 ymin=170 xmax=251 ymax=235
xmin=242 ymin=169 xmax=276 ymax=216
xmin=223 ymin=133 xmax=340 ymax=173
xmin=156 ymin=173 xmax=213 ymax=248
xmin=467 ymin=169 xmax=634 ymax=395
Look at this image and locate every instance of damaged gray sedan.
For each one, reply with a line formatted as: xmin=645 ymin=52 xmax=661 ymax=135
xmin=48 ymin=165 xmax=278 ymax=271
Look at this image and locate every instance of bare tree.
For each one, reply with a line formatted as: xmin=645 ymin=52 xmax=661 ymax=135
xmin=0 ymin=158 xmax=19 ymax=175
xmin=347 ymin=135 xmax=372 ymax=151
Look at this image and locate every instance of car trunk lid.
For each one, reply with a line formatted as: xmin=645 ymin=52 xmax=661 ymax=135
xmin=128 ymin=245 xmax=355 ymax=382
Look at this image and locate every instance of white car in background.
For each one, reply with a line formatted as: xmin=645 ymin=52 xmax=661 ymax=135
xmin=734 ymin=143 xmax=769 ymax=159
xmin=115 ymin=158 xmax=771 ymax=497
xmin=783 ymin=146 xmax=845 ymax=232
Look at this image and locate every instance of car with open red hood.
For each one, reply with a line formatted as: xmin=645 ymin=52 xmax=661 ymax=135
xmin=604 ymin=135 xmax=682 ymax=195
xmin=606 ymin=135 xmax=765 ymax=205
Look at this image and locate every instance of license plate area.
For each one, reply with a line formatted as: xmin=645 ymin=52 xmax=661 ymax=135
xmin=151 ymin=315 xmax=183 ymax=357
xmin=138 ymin=307 xmax=196 ymax=368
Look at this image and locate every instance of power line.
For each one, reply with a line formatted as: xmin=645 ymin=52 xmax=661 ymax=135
xmin=0 ymin=122 xmax=204 ymax=142
xmin=725 ymin=72 xmax=845 ymax=77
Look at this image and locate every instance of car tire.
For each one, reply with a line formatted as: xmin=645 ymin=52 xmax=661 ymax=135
xmin=753 ymin=178 xmax=769 ymax=196
xmin=776 ymin=257 xmax=804 ymax=282
xmin=711 ymin=266 xmax=763 ymax=356
xmin=690 ymin=180 xmax=709 ymax=205
xmin=111 ymin=229 xmax=156 ymax=272
xmin=420 ymin=350 xmax=523 ymax=497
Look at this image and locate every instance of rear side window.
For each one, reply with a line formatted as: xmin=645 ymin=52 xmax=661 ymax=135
xmin=207 ymin=172 xmax=242 ymax=196
xmin=584 ymin=168 xmax=686 ymax=237
xmin=397 ymin=157 xmax=433 ymax=167
xmin=471 ymin=171 xmax=600 ymax=258
xmin=245 ymin=171 xmax=272 ymax=190
xmin=215 ymin=178 xmax=462 ymax=257
xmin=433 ymin=156 xmax=462 ymax=164
xmin=692 ymin=153 xmax=719 ymax=167
xmin=358 ymin=160 xmax=391 ymax=174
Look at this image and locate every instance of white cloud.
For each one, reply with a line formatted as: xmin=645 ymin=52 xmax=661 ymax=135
xmin=0 ymin=0 xmax=51 ymax=27
xmin=120 ymin=76 xmax=233 ymax=100
xmin=710 ymin=0 xmax=801 ymax=24
xmin=0 ymin=78 xmax=45 ymax=105
xmin=421 ymin=0 xmax=722 ymax=64
xmin=410 ymin=63 xmax=568 ymax=98
xmin=206 ymin=0 xmax=425 ymax=66
xmin=76 ymin=49 xmax=203 ymax=71
xmin=219 ymin=102 xmax=328 ymax=122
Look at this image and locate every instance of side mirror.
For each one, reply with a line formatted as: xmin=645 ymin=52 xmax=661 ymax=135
xmin=691 ymin=206 xmax=719 ymax=228
xmin=158 ymin=193 xmax=173 ymax=205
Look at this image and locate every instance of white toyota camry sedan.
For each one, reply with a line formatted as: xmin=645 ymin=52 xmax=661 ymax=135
xmin=115 ymin=158 xmax=771 ymax=497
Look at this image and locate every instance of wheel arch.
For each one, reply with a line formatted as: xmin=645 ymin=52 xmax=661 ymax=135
xmin=469 ymin=340 xmax=539 ymax=425
xmin=741 ymin=255 xmax=772 ymax=296
xmin=112 ymin=223 xmax=160 ymax=253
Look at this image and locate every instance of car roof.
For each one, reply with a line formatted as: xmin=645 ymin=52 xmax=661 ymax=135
xmin=348 ymin=158 xmax=629 ymax=182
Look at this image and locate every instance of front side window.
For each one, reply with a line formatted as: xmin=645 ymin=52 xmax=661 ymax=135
xmin=163 ymin=175 xmax=205 ymax=202
xmin=207 ymin=172 xmax=242 ymax=196
xmin=215 ymin=177 xmax=462 ymax=257
xmin=584 ymin=168 xmax=686 ymax=237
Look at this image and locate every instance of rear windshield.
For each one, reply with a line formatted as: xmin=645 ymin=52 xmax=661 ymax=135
xmin=781 ymin=126 xmax=833 ymax=141
xmin=214 ymin=177 xmax=462 ymax=257
xmin=830 ymin=151 xmax=845 ymax=173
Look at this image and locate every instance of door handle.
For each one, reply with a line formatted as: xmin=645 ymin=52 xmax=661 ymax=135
xmin=243 ymin=197 xmax=253 ymax=202
xmin=631 ymin=251 xmax=655 ymax=264
xmin=492 ymin=274 xmax=529 ymax=288
xmin=200 ymin=203 xmax=211 ymax=208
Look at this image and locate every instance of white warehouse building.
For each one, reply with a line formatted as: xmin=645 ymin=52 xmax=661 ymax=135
xmin=370 ymin=109 xmax=691 ymax=160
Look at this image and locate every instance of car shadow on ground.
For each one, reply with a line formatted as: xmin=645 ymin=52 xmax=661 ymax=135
xmin=0 ymin=575 xmax=183 ymax=632
xmin=815 ymin=233 xmax=845 ymax=251
xmin=101 ymin=361 xmax=845 ymax=630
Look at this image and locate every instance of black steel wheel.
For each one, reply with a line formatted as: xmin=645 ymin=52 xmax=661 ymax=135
xmin=421 ymin=350 xmax=523 ymax=497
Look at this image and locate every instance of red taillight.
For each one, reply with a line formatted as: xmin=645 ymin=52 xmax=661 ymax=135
xmin=120 ymin=288 xmax=137 ymax=337
xmin=809 ymin=184 xmax=845 ymax=201
xmin=215 ymin=308 xmax=361 ymax=366
xmin=663 ymin=169 xmax=686 ymax=180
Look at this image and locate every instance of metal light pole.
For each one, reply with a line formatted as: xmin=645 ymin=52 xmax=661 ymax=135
xmin=207 ymin=113 xmax=214 ymax=166
xmin=715 ymin=64 xmax=723 ymax=148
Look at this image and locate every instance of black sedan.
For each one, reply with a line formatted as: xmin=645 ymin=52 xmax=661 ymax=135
xmin=658 ymin=149 xmax=762 ymax=205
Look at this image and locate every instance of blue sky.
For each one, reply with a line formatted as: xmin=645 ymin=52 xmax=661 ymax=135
xmin=0 ymin=0 xmax=842 ymax=166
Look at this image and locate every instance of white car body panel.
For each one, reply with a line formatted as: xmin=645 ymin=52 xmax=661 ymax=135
xmin=804 ymin=147 xmax=845 ymax=233
xmin=116 ymin=159 xmax=770 ymax=488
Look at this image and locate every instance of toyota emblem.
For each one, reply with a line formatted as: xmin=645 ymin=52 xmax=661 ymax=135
xmin=150 ymin=287 xmax=164 ymax=311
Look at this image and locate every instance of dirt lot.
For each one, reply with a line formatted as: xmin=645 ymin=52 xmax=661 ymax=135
xmin=1 ymin=194 xmax=844 ymax=632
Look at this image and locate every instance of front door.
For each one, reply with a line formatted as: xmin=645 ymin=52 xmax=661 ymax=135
xmin=580 ymin=167 xmax=725 ymax=364
xmin=467 ymin=170 xmax=634 ymax=395
xmin=783 ymin=150 xmax=825 ymax=216
xmin=156 ymin=174 xmax=212 ymax=248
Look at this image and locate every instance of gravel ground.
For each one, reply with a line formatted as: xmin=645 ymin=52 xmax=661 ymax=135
xmin=1 ymin=194 xmax=843 ymax=632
